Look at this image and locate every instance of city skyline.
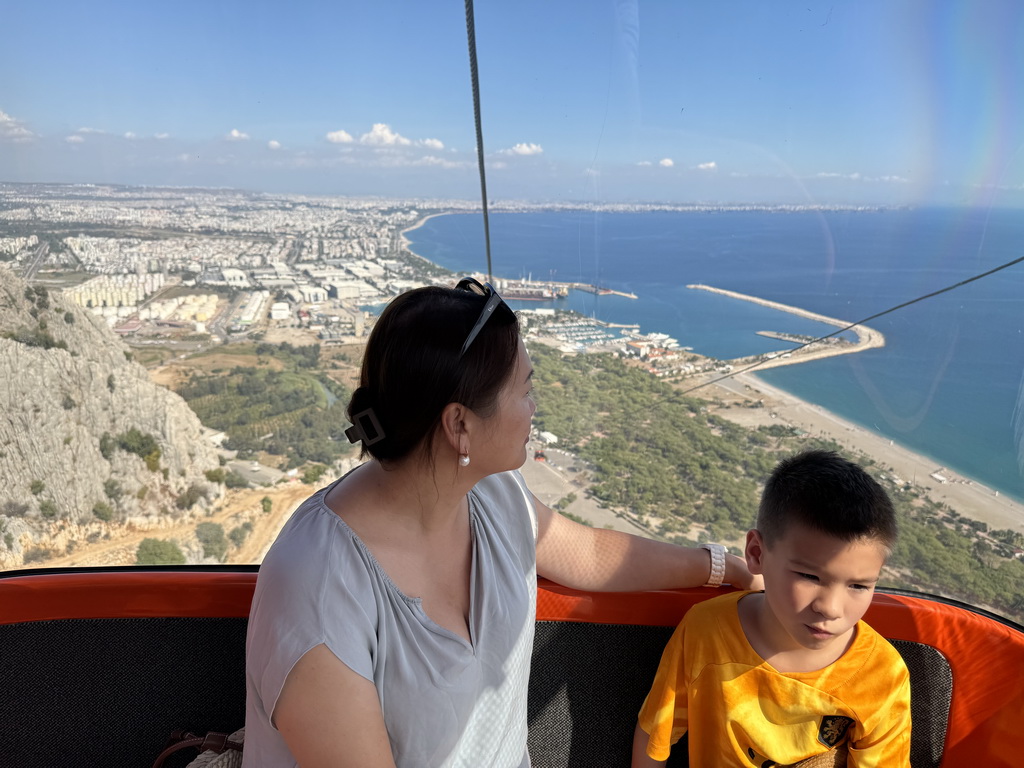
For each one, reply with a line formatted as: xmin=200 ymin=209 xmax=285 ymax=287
xmin=2 ymin=0 xmax=1023 ymax=207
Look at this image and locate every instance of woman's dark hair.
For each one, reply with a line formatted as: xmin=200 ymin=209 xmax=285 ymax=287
xmin=346 ymin=284 xmax=520 ymax=462
xmin=757 ymin=449 xmax=898 ymax=554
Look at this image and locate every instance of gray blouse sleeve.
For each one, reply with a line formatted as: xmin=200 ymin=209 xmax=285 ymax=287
xmin=247 ymin=503 xmax=380 ymax=722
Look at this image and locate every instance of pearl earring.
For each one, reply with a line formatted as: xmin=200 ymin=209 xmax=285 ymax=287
xmin=459 ymin=454 xmax=470 ymax=467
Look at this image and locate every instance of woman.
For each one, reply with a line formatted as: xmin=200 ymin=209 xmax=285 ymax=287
xmin=244 ymin=278 xmax=760 ymax=767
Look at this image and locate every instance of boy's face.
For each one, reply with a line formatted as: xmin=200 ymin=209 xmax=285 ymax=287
xmin=745 ymin=523 xmax=887 ymax=657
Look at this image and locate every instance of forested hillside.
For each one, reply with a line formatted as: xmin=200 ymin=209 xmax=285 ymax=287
xmin=527 ymin=343 xmax=1024 ymax=624
xmin=174 ymin=342 xmax=352 ymax=468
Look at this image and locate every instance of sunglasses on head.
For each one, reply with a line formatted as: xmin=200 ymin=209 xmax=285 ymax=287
xmin=455 ymin=277 xmax=506 ymax=357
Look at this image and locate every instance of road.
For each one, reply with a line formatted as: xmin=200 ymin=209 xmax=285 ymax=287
xmin=21 ymin=242 xmax=49 ymax=280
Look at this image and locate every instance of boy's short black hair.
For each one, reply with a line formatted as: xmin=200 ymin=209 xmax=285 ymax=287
xmin=757 ymin=449 xmax=897 ymax=553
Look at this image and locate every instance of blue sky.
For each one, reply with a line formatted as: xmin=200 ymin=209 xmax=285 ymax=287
xmin=2 ymin=0 xmax=1023 ymax=206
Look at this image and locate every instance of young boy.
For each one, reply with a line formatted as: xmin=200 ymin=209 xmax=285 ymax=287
xmin=631 ymin=450 xmax=911 ymax=767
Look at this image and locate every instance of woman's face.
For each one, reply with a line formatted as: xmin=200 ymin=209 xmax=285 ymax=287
xmin=474 ymin=338 xmax=536 ymax=473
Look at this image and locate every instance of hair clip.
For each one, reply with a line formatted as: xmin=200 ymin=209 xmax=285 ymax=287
xmin=345 ymin=408 xmax=386 ymax=446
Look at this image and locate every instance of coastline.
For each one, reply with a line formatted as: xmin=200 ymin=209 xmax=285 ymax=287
xmin=707 ymin=371 xmax=1024 ymax=533
xmin=401 ymin=218 xmax=1023 ymax=533
xmin=399 ymin=210 xmax=461 ymax=251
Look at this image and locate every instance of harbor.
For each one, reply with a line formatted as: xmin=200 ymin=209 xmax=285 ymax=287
xmin=491 ymin=276 xmax=638 ymax=301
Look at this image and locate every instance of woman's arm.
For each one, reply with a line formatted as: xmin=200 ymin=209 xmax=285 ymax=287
xmin=631 ymin=722 xmax=669 ymax=768
xmin=275 ymin=644 xmax=397 ymax=768
xmin=534 ymin=493 xmax=762 ymax=591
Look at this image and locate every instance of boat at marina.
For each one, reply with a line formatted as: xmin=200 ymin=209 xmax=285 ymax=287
xmin=497 ymin=278 xmax=569 ymax=301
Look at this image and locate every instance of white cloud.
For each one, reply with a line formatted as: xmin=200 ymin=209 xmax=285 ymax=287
xmin=154 ymin=133 xmax=170 ymax=139
xmin=878 ymin=175 xmax=908 ymax=183
xmin=76 ymin=127 xmax=105 ymax=134
xmin=124 ymin=131 xmax=137 ymax=140
xmin=0 ymin=110 xmax=35 ymax=142
xmin=420 ymin=137 xmax=444 ymax=151
xmin=326 ymin=129 xmax=354 ymax=144
xmin=268 ymin=140 xmax=282 ymax=150
xmin=226 ymin=129 xmax=250 ymax=141
xmin=360 ymin=123 xmax=411 ymax=146
xmin=636 ymin=160 xmax=652 ymax=167
xmin=64 ymin=135 xmax=85 ymax=144
xmin=413 ymin=155 xmax=467 ymax=169
xmin=584 ymin=167 xmax=601 ymax=177
xmin=815 ymin=171 xmax=866 ymax=181
xmin=499 ymin=142 xmax=544 ymax=156
xmin=696 ymin=161 xmax=717 ymax=171
xmin=659 ymin=158 xmax=674 ymax=167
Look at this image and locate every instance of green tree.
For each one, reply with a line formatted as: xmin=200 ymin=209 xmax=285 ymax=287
xmin=104 ymin=479 xmax=122 ymax=502
xmin=302 ymin=464 xmax=327 ymax=485
xmin=136 ymin=538 xmax=186 ymax=565
xmin=175 ymin=484 xmax=208 ymax=510
xmin=24 ymin=546 xmax=56 ymax=564
xmin=196 ymin=522 xmax=228 ymax=562
xmin=92 ymin=502 xmax=114 ymax=522
xmin=2 ymin=501 xmax=28 ymax=517
xmin=229 ymin=522 xmax=254 ymax=548
xmin=224 ymin=471 xmax=249 ymax=489
xmin=120 ymin=428 xmax=157 ymax=454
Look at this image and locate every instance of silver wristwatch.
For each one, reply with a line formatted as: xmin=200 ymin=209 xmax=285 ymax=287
xmin=701 ymin=542 xmax=727 ymax=588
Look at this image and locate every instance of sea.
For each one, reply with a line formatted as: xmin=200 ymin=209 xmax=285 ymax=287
xmin=406 ymin=207 xmax=1024 ymax=505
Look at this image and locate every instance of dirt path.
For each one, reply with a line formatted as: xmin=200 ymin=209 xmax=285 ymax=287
xmin=43 ymin=483 xmax=315 ymax=568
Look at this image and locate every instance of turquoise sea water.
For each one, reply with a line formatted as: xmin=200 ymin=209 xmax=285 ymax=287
xmin=406 ymin=208 xmax=1024 ymax=504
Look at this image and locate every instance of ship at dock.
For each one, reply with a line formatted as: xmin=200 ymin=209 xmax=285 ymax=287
xmin=495 ymin=278 xmax=569 ymax=301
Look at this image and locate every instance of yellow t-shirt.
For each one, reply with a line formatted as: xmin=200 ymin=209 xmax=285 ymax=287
xmin=637 ymin=591 xmax=911 ymax=767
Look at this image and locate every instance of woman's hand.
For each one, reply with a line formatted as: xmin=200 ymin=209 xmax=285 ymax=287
xmin=724 ymin=552 xmax=763 ymax=591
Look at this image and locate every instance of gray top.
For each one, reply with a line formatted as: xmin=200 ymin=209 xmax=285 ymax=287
xmin=244 ymin=469 xmax=538 ymax=767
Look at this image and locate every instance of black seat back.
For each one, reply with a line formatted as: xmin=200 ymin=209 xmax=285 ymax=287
xmin=0 ymin=616 xmax=950 ymax=767
xmin=527 ymin=622 xmax=951 ymax=768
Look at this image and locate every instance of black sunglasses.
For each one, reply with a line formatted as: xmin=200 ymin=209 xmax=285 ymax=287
xmin=456 ymin=277 xmax=506 ymax=357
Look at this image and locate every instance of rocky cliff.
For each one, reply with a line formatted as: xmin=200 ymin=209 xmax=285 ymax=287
xmin=0 ymin=268 xmax=222 ymax=567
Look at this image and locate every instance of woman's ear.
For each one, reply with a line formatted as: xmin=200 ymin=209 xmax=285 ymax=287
xmin=745 ymin=529 xmax=767 ymax=575
xmin=439 ymin=402 xmax=470 ymax=454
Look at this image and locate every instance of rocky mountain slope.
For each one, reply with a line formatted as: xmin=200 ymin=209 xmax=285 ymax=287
xmin=0 ymin=268 xmax=222 ymax=567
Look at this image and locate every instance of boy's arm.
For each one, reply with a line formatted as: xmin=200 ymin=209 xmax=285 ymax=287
xmin=631 ymin=618 xmax=690 ymax=766
xmin=631 ymin=722 xmax=668 ymax=768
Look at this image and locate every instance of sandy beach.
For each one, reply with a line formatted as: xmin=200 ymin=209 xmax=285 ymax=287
xmin=704 ymin=371 xmax=1024 ymax=535
xmin=519 ymin=368 xmax=1024 ymax=545
xmin=399 ymin=211 xmax=456 ymax=250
